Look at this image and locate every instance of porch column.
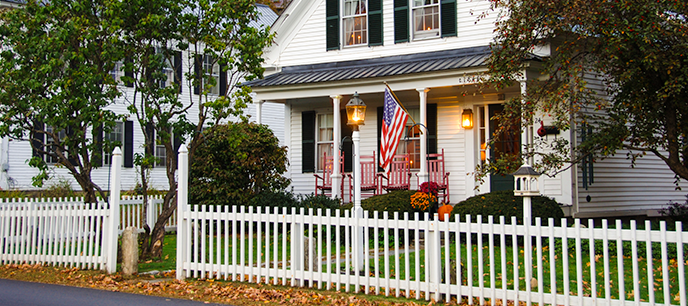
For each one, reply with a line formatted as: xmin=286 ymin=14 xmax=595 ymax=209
xmin=520 ymin=81 xmax=533 ymax=165
xmin=331 ymin=95 xmax=343 ymax=200
xmin=417 ymin=88 xmax=430 ymax=185
xmin=255 ymin=100 xmax=264 ymax=124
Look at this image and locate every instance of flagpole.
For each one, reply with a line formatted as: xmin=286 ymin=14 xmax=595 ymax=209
xmin=384 ymin=81 xmax=418 ymax=126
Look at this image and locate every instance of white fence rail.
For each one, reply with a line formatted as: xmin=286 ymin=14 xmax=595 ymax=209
xmin=0 ymin=195 xmax=175 ymax=234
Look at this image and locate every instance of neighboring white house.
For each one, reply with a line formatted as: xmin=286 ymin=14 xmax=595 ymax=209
xmin=0 ymin=3 xmax=282 ymax=193
xmin=247 ymin=0 xmax=684 ymax=218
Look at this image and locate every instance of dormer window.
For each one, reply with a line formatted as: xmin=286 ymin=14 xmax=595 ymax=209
xmin=343 ymin=0 xmax=368 ymax=46
xmin=412 ymin=0 xmax=440 ymax=39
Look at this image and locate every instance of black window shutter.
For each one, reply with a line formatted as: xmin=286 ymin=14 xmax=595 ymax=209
xmin=124 ymin=121 xmax=134 ymax=168
xmin=145 ymin=122 xmax=155 ymax=156
xmin=368 ymin=0 xmax=383 ymax=46
xmin=340 ymin=110 xmax=353 ymax=172
xmin=93 ymin=124 xmax=103 ymax=168
xmin=173 ymin=130 xmax=182 ymax=161
xmin=125 ymin=56 xmax=134 ymax=88
xmin=427 ymin=104 xmax=438 ymax=154
xmin=440 ymin=0 xmax=457 ymax=37
xmin=174 ymin=51 xmax=182 ymax=93
xmin=394 ymin=0 xmax=409 ymax=43
xmin=219 ymin=63 xmax=227 ymax=96
xmin=376 ymin=106 xmax=384 ymax=172
xmin=302 ymin=111 xmax=316 ymax=173
xmin=32 ymin=121 xmax=44 ymax=160
xmin=66 ymin=127 xmax=78 ymax=166
xmin=193 ymin=55 xmax=202 ymax=95
xmin=325 ymin=0 xmax=340 ymax=50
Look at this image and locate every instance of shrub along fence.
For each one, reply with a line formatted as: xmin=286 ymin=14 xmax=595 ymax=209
xmin=176 ymin=148 xmax=688 ymax=306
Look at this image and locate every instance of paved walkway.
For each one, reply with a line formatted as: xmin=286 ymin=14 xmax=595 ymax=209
xmin=0 ymin=278 xmax=227 ymax=306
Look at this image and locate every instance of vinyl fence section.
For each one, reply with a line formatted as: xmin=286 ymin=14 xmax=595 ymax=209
xmin=0 ymin=200 xmax=111 ymax=270
xmin=0 ymin=148 xmax=126 ymax=273
xmin=175 ymin=205 xmax=687 ymax=306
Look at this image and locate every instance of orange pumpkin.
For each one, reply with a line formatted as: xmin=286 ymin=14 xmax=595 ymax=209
xmin=438 ymin=204 xmax=453 ymax=221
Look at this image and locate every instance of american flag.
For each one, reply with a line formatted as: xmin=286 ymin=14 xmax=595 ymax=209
xmin=380 ymin=88 xmax=408 ymax=172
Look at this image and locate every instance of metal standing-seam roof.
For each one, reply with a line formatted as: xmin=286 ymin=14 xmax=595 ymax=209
xmin=245 ymin=46 xmax=493 ymax=88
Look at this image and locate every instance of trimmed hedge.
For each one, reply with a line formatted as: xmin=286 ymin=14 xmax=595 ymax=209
xmin=450 ymin=190 xmax=565 ymax=225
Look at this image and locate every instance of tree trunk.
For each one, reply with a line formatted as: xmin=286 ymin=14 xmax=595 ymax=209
xmin=141 ymin=190 xmax=176 ymax=258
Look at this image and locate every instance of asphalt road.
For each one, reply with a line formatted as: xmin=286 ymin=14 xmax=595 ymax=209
xmin=0 ymin=278 xmax=227 ymax=306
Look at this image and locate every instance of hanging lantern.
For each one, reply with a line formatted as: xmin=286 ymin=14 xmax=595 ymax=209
xmin=461 ymin=108 xmax=474 ymax=129
xmin=346 ymin=92 xmax=367 ymax=126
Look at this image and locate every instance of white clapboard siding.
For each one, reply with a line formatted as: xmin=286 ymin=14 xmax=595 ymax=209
xmin=268 ymin=0 xmax=498 ymax=68
xmin=177 ymin=205 xmax=688 ymax=306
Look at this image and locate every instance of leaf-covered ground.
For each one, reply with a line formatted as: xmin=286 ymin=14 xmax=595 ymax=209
xmin=0 ymin=263 xmax=446 ymax=305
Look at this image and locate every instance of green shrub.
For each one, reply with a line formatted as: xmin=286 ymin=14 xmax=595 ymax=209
xmin=661 ymin=195 xmax=688 ymax=226
xmin=450 ymin=190 xmax=565 ymax=225
xmin=246 ymin=190 xmax=300 ymax=213
xmin=348 ymin=190 xmax=416 ymax=217
xmin=189 ymin=122 xmax=290 ymax=206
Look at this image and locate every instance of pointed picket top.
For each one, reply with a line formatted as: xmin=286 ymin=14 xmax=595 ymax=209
xmin=112 ymin=147 xmax=122 ymax=156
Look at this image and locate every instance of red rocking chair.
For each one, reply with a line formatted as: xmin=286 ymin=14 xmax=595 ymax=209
xmin=379 ymin=154 xmax=411 ymax=192
xmin=314 ymin=151 xmax=344 ymax=199
xmin=347 ymin=151 xmax=380 ymax=202
xmin=418 ymin=148 xmax=450 ymax=203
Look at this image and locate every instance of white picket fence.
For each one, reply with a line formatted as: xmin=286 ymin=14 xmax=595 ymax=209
xmin=175 ymin=148 xmax=688 ymax=306
xmin=0 ymin=200 xmax=112 ymax=270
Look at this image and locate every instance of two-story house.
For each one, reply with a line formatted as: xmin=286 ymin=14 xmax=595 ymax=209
xmin=247 ymin=0 xmax=684 ymax=218
xmin=0 ymin=4 xmax=281 ymax=193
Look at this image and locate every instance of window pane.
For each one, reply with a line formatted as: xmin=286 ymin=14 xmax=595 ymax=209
xmin=316 ymin=113 xmax=334 ymax=171
xmin=104 ymin=122 xmax=124 ymax=165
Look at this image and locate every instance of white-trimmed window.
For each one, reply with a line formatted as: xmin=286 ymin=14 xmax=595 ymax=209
xmin=155 ymin=130 xmax=168 ymax=167
xmin=109 ymin=61 xmax=124 ymax=84
xmin=103 ymin=122 xmax=124 ymax=165
xmin=396 ymin=108 xmax=421 ymax=169
xmin=316 ymin=113 xmax=334 ymax=171
xmin=157 ymin=47 xmax=175 ymax=88
xmin=45 ymin=125 xmax=66 ymax=164
xmin=343 ymin=0 xmax=367 ymax=46
xmin=203 ymin=55 xmax=220 ymax=95
xmin=412 ymin=0 xmax=440 ymax=39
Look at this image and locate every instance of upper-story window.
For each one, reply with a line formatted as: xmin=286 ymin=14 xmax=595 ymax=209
xmin=326 ymin=0 xmax=382 ymax=50
xmin=194 ymin=54 xmax=225 ymax=96
xmin=343 ymin=0 xmax=367 ymax=46
xmin=203 ymin=55 xmax=220 ymax=96
xmin=156 ymin=47 xmax=176 ymax=89
xmin=394 ymin=0 xmax=456 ymax=43
xmin=412 ymin=0 xmax=440 ymax=39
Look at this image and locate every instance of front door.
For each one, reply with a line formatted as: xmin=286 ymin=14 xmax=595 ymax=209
xmin=488 ymin=104 xmax=521 ymax=191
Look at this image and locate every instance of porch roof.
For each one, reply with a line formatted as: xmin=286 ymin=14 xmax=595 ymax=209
xmin=246 ymin=46 xmax=495 ymax=88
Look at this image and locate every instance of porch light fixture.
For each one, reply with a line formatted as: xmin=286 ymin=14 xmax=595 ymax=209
xmin=461 ymin=108 xmax=474 ymax=129
xmin=346 ymin=92 xmax=367 ymax=127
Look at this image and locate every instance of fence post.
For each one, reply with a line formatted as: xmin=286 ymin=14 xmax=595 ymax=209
xmin=427 ymin=217 xmax=441 ymax=301
xmin=105 ymin=147 xmax=122 ymax=274
xmin=176 ymin=144 xmax=189 ymax=280
xmin=146 ymin=196 xmax=155 ymax=230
